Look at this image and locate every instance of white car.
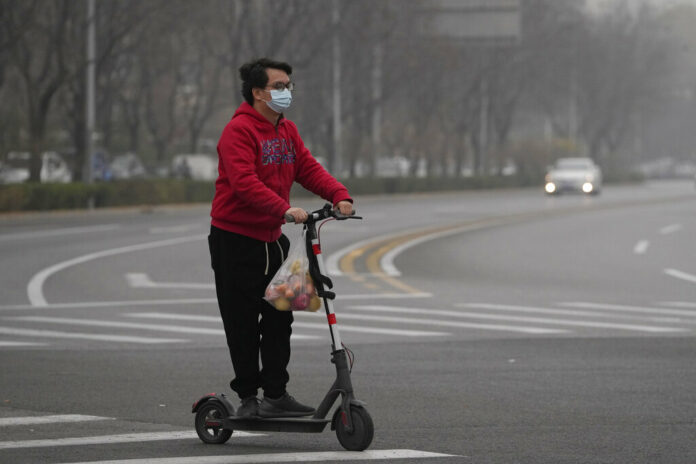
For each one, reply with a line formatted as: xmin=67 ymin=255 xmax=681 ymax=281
xmin=545 ymin=157 xmax=602 ymax=195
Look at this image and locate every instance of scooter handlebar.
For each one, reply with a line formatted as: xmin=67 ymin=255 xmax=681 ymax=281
xmin=284 ymin=204 xmax=361 ymax=223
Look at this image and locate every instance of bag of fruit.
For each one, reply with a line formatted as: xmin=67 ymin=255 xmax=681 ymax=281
xmin=264 ymin=230 xmax=322 ymax=312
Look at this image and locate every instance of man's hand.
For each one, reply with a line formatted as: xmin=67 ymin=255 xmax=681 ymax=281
xmin=285 ymin=207 xmax=308 ymax=223
xmin=335 ymin=200 xmax=353 ymax=216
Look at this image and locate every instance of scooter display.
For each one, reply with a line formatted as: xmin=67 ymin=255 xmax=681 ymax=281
xmin=192 ymin=204 xmax=373 ymax=451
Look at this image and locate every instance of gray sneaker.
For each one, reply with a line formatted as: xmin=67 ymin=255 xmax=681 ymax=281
xmin=236 ymin=396 xmax=259 ymax=418
xmin=259 ymin=393 xmax=315 ymax=418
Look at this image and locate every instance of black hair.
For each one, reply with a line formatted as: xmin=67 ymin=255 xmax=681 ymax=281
xmin=239 ymin=58 xmax=293 ymax=105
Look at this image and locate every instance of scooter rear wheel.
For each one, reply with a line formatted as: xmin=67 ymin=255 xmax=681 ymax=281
xmin=334 ymin=405 xmax=374 ymax=451
xmin=195 ymin=401 xmax=232 ymax=444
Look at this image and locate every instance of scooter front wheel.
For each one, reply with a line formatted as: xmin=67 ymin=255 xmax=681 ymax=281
xmin=334 ymin=405 xmax=374 ymax=451
xmin=195 ymin=401 xmax=232 ymax=444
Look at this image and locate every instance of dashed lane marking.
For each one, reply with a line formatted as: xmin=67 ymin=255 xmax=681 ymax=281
xmin=664 ymin=268 xmax=696 ymax=285
xmin=633 ymin=240 xmax=649 ymax=254
xmin=59 ymin=449 xmax=457 ymax=464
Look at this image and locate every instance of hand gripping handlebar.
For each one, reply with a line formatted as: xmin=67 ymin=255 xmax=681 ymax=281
xmin=284 ymin=203 xmax=362 ymax=224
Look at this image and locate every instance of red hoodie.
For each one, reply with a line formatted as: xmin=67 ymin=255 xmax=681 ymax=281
xmin=211 ymin=102 xmax=351 ymax=242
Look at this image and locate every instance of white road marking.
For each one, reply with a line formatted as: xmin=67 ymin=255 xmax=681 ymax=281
xmin=456 ymin=302 xmax=685 ymax=323
xmin=0 ymin=224 xmax=120 ymax=242
xmin=659 ymin=223 xmax=682 ymax=235
xmin=7 ymin=316 xmax=319 ymax=340
xmin=633 ymin=240 xmax=649 ymax=254
xmin=126 ymin=312 xmax=219 ymax=322
xmin=562 ymin=301 xmax=696 ymax=317
xmin=664 ymin=268 xmax=696 ymax=284
xmin=0 ymin=327 xmax=188 ymax=344
xmin=0 ymin=341 xmax=47 ymax=347
xmin=0 ymin=298 xmax=219 ymax=311
xmin=127 ymin=310 xmax=559 ymax=334
xmin=658 ymin=301 xmax=696 ymax=309
xmin=352 ymin=305 xmax=686 ymax=333
xmin=0 ymin=430 xmax=260 ymax=450
xmin=380 ymin=222 xmax=502 ymax=277
xmin=148 ymin=224 xmax=202 ymax=234
xmin=336 ymin=310 xmax=566 ymax=334
xmin=125 ymin=273 xmax=215 ymax=289
xmin=60 ymin=449 xmax=456 ymax=464
xmin=125 ymin=312 xmax=449 ymax=337
xmin=0 ymin=415 xmax=113 ymax=427
xmin=293 ymin=321 xmax=448 ymax=337
xmin=26 ymin=234 xmax=205 ymax=307
xmin=1 ymin=293 xmax=432 ymax=312
xmin=9 ymin=316 xmax=225 ymax=335
xmin=325 ymin=220 xmax=501 ymax=277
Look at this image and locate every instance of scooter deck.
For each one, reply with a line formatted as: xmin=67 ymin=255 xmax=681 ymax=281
xmin=222 ymin=416 xmax=330 ymax=433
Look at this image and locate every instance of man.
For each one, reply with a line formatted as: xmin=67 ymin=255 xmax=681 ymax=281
xmin=209 ymin=58 xmax=353 ymax=418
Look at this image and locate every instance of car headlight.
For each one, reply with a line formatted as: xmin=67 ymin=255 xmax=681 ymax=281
xmin=545 ymin=182 xmax=556 ymax=193
xmin=582 ymin=182 xmax=594 ymax=193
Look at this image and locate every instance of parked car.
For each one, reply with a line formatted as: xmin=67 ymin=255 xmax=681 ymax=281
xmin=0 ymin=151 xmax=72 ymax=184
xmin=110 ymin=153 xmax=147 ymax=180
xmin=545 ymin=157 xmax=602 ymax=195
xmin=171 ymin=154 xmax=217 ymax=181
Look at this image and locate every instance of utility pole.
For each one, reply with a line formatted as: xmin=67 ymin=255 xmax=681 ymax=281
xmin=332 ymin=0 xmax=342 ymax=176
xmin=85 ymin=0 xmax=96 ymax=195
xmin=371 ymin=41 xmax=383 ymax=176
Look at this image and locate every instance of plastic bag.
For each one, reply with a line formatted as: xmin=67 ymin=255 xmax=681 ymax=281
xmin=264 ymin=230 xmax=322 ymax=312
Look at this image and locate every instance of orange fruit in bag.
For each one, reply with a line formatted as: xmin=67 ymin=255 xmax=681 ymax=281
xmin=274 ymin=297 xmax=291 ymax=311
xmin=308 ymin=295 xmax=322 ymax=312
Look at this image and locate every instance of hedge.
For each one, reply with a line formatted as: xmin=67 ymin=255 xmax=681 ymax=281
xmin=0 ymin=172 xmax=640 ymax=212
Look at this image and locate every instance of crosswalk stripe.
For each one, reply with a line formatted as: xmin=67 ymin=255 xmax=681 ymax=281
xmin=126 ymin=311 xmax=560 ymax=335
xmin=456 ymin=303 xmax=686 ymax=323
xmin=0 ymin=341 xmax=47 ymax=347
xmin=658 ymin=301 xmax=696 ymax=309
xmin=561 ymin=302 xmax=696 ymax=317
xmin=0 ymin=430 xmax=260 ymax=450
xmin=60 ymin=449 xmax=457 ymax=464
xmin=9 ymin=316 xmax=225 ymax=335
xmin=126 ymin=312 xmax=218 ymax=322
xmin=7 ymin=316 xmax=319 ymax=341
xmin=352 ymin=305 xmax=686 ymax=333
xmin=292 ymin=321 xmax=449 ymax=337
xmin=0 ymin=327 xmax=188 ymax=344
xmin=0 ymin=415 xmax=113 ymax=426
xmin=336 ymin=311 xmax=567 ymax=334
xmin=125 ymin=312 xmax=448 ymax=337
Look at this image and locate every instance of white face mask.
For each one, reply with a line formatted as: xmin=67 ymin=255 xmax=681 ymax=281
xmin=265 ymin=88 xmax=292 ymax=113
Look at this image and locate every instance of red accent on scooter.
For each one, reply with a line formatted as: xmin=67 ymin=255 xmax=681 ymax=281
xmin=312 ymin=244 xmax=321 ymax=255
xmin=328 ymin=313 xmax=337 ymax=325
xmin=341 ymin=410 xmax=348 ymax=426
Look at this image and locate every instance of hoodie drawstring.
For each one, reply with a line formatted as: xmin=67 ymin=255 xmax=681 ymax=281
xmin=264 ymin=239 xmax=285 ymax=276
xmin=264 ymin=242 xmax=270 ymax=275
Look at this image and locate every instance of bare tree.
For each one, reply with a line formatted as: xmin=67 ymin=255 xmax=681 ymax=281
xmin=3 ymin=0 xmax=73 ymax=181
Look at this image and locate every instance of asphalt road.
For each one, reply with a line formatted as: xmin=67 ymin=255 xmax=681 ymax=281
xmin=0 ymin=180 xmax=694 ymax=463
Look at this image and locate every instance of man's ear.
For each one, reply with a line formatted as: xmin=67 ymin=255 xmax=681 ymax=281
xmin=252 ymin=88 xmax=266 ymax=102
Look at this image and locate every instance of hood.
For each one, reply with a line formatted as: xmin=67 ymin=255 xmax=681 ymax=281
xmin=232 ymin=102 xmax=285 ymax=130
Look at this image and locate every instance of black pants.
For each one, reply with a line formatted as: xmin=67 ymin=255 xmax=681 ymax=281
xmin=208 ymin=225 xmax=292 ymax=400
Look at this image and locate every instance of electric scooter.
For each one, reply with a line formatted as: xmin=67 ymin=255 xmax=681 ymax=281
xmin=192 ymin=203 xmax=373 ymax=451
